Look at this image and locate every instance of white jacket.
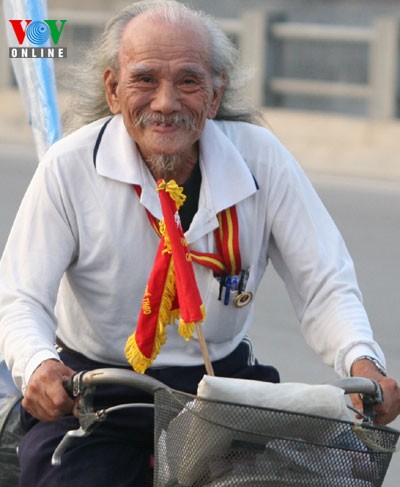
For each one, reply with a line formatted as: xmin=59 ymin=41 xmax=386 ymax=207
xmin=0 ymin=115 xmax=385 ymax=392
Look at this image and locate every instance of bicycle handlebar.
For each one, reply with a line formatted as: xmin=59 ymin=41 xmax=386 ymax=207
xmin=64 ymin=369 xmax=382 ymax=401
xmin=332 ymin=377 xmax=383 ymax=398
xmin=53 ymin=370 xmax=384 ymax=467
xmin=64 ymin=368 xmax=167 ymax=399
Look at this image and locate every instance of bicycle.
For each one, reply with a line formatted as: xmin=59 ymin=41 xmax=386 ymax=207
xmin=51 ymin=368 xmax=399 ymax=486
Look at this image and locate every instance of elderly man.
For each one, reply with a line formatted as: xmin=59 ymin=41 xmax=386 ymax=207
xmin=0 ymin=0 xmax=399 ymax=485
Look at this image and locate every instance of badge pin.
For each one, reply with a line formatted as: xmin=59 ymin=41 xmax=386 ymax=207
xmin=234 ymin=291 xmax=253 ymax=308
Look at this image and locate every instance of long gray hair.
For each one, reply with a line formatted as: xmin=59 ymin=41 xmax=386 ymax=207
xmin=63 ymin=0 xmax=264 ymax=133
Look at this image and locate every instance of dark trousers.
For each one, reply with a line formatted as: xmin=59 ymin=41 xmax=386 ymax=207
xmin=18 ymin=340 xmax=279 ymax=487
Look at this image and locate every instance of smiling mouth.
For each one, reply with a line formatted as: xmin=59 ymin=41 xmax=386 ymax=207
xmin=151 ymin=121 xmax=178 ymax=127
xmin=149 ymin=122 xmax=182 ymax=133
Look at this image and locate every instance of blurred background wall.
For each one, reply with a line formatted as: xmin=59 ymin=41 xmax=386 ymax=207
xmin=1 ymin=0 xmax=400 ymax=119
xmin=1 ymin=0 xmax=400 ymax=179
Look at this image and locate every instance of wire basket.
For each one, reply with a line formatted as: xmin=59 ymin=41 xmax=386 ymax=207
xmin=153 ymin=388 xmax=399 ymax=487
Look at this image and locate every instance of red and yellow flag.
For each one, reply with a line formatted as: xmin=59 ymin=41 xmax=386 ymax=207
xmin=125 ymin=180 xmax=205 ymax=373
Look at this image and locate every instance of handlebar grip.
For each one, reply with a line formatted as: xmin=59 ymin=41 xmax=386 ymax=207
xmin=333 ymin=377 xmax=384 ymax=422
xmin=63 ymin=377 xmax=75 ymax=399
xmin=61 ymin=369 xmax=167 ymax=399
xmin=332 ymin=377 xmax=383 ymax=402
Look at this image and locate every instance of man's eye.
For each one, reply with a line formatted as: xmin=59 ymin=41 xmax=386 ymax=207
xmin=130 ymin=75 xmax=155 ymax=86
xmin=179 ymin=78 xmax=201 ymax=91
xmin=138 ymin=76 xmax=153 ymax=83
xmin=182 ymin=78 xmax=197 ymax=85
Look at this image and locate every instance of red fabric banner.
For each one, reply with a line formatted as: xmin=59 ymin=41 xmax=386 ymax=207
xmin=125 ymin=180 xmax=205 ymax=373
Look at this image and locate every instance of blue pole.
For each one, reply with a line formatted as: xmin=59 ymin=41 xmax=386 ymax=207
xmin=3 ymin=0 xmax=62 ymax=159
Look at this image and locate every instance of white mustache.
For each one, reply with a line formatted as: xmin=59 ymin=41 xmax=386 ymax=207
xmin=133 ymin=112 xmax=196 ymax=130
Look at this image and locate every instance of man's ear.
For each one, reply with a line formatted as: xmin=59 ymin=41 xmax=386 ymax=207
xmin=207 ymin=72 xmax=227 ymax=119
xmin=104 ymin=68 xmax=121 ymax=114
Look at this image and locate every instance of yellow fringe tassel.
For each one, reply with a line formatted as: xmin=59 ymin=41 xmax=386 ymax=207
xmin=159 ymin=220 xmax=172 ymax=254
xmin=124 ymin=333 xmax=153 ymax=374
xmin=169 ymin=308 xmax=181 ymax=323
xmin=157 ymin=180 xmax=187 ymax=209
xmin=157 ymin=259 xmax=177 ymax=326
xmin=178 ymin=319 xmax=196 ymax=341
xmin=178 ymin=304 xmax=206 ymax=341
xmin=125 ymin=259 xmax=178 ymax=373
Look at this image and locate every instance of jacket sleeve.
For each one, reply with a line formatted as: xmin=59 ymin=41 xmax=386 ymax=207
xmin=266 ymin=152 xmax=385 ymax=377
xmin=0 ymin=157 xmax=77 ymax=392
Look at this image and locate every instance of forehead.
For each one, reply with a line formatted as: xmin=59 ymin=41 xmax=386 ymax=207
xmin=118 ymin=14 xmax=212 ymax=72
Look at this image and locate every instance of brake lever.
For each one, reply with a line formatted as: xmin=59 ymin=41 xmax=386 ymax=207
xmin=51 ymin=426 xmax=90 ymax=466
xmin=361 ymin=380 xmax=384 ymax=424
xmin=333 ymin=377 xmax=384 ymax=425
xmin=52 ymin=371 xmax=108 ymax=466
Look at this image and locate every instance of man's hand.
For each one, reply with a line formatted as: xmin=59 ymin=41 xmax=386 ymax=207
xmin=22 ymin=359 xmax=76 ymax=422
xmin=351 ymin=358 xmax=400 ymax=425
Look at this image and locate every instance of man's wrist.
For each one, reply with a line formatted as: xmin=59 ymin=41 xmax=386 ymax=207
xmin=23 ymin=350 xmax=61 ymax=394
xmin=351 ymin=355 xmax=387 ymax=377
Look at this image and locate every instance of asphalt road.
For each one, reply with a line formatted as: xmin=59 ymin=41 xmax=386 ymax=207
xmin=1 ymin=144 xmax=400 ymax=485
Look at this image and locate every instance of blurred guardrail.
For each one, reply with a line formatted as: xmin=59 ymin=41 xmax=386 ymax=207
xmin=1 ymin=8 xmax=399 ymax=120
xmin=227 ymin=10 xmax=400 ymax=119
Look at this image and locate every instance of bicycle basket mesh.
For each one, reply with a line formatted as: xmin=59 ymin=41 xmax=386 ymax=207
xmin=153 ymin=388 xmax=399 ymax=487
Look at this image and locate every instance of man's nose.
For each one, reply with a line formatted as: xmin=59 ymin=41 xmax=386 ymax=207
xmin=150 ymin=82 xmax=182 ymax=113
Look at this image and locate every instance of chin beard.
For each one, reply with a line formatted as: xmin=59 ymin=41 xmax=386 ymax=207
xmin=133 ymin=112 xmax=197 ymax=178
xmin=145 ymin=153 xmax=183 ymax=176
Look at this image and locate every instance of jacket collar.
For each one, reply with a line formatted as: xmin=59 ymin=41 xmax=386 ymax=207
xmin=95 ymin=115 xmax=258 ymax=241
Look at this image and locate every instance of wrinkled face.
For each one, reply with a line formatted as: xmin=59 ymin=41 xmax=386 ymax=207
xmin=104 ymin=14 xmax=225 ymax=165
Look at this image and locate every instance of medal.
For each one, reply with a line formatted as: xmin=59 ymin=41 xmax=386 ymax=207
xmin=234 ymin=291 xmax=253 ymax=308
